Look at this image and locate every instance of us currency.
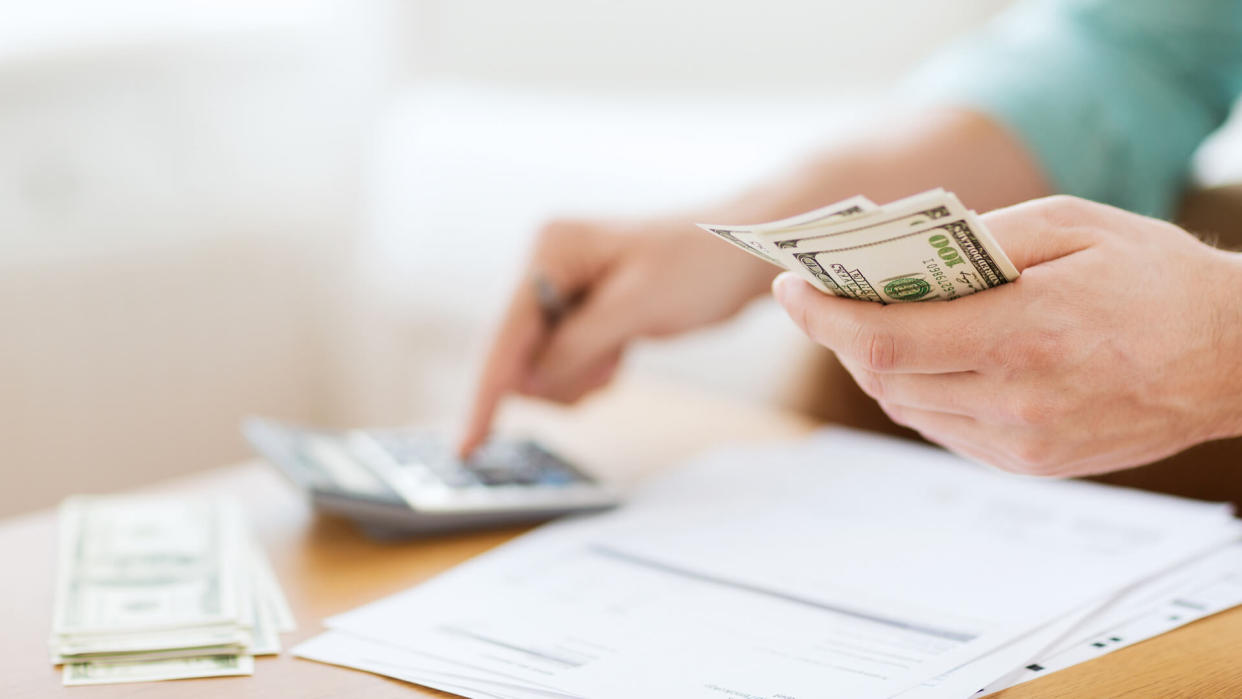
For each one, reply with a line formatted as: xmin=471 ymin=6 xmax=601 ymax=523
xmin=50 ymin=495 xmax=292 ymax=684
xmin=63 ymin=654 xmax=255 ymax=686
xmin=52 ymin=496 xmax=242 ymax=635
xmin=698 ymin=194 xmax=878 ymax=267
xmin=698 ymin=189 xmax=1019 ymax=303
xmin=251 ymin=540 xmax=297 ymax=634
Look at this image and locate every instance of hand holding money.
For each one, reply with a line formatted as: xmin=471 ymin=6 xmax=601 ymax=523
xmin=771 ymin=195 xmax=1242 ymax=477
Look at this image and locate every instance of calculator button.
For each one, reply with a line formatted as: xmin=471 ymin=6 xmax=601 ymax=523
xmin=426 ymin=461 xmax=478 ymax=488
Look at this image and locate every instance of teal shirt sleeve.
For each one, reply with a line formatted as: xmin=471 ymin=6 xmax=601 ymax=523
xmin=909 ymin=0 xmax=1242 ymax=219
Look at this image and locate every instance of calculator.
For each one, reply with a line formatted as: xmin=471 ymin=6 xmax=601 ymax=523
xmin=242 ymin=418 xmax=619 ymax=538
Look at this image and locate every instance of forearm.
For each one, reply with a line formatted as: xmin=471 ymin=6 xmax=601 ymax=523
xmin=698 ymin=107 xmax=1054 ymax=298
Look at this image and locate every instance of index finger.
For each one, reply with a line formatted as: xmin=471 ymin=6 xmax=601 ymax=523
xmin=981 ymin=196 xmax=1099 ymax=270
xmin=458 ymin=276 xmax=547 ymax=456
xmin=772 ymin=272 xmax=1008 ymax=373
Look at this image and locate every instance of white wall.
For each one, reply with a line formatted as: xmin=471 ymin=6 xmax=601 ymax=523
xmin=0 ymin=1 xmax=396 ymax=515
xmin=405 ymin=0 xmax=1013 ymax=93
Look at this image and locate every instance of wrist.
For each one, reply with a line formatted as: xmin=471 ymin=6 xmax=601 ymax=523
xmin=1210 ymin=249 xmax=1242 ymax=440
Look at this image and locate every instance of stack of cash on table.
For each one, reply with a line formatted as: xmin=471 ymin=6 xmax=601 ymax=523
xmin=50 ymin=495 xmax=294 ymax=686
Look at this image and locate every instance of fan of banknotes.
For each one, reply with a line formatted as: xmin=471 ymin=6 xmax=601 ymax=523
xmin=49 ymin=495 xmax=294 ymax=686
xmin=698 ymin=188 xmax=1019 ymax=303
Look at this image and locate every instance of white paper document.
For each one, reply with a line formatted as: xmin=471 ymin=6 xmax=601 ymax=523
xmin=294 ymin=429 xmax=1240 ymax=698
xmin=900 ymin=539 xmax=1242 ymax=697
xmin=987 ymin=540 xmax=1242 ymax=693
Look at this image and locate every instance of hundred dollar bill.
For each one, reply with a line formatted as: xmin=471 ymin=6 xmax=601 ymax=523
xmin=699 ymin=189 xmax=1019 ymax=303
xmin=245 ymin=546 xmax=284 ymax=656
xmin=697 ymin=195 xmax=878 ymax=268
xmin=53 ymin=496 xmax=244 ymax=637
xmin=63 ymin=654 xmax=254 ymax=686
xmin=251 ymin=541 xmax=296 ymax=633
xmin=52 ymin=628 xmax=248 ymax=663
xmin=763 ymin=188 xmax=964 ymax=252
xmin=777 ymin=210 xmax=1019 ymax=302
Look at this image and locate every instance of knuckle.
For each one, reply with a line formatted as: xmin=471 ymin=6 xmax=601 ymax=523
xmin=878 ymin=400 xmax=910 ymax=428
xmin=981 ymin=341 xmax=1015 ymax=369
xmin=989 ymin=457 xmax=1028 ymax=476
xmin=1005 ymin=394 xmax=1056 ymax=427
xmin=1012 ymin=329 xmax=1063 ymax=369
xmin=1030 ymin=194 xmax=1127 ymax=242
xmin=555 ymin=387 xmax=591 ymax=405
xmin=1153 ymin=218 xmax=1192 ymax=242
xmin=545 ymin=392 xmax=579 ymax=406
xmin=535 ymin=218 xmax=586 ymax=248
xmin=854 ymin=370 xmax=887 ymax=401
xmin=1034 ymin=194 xmax=1096 ymax=226
xmin=539 ymin=375 xmax=590 ymax=405
xmin=855 ymin=328 xmax=899 ymax=372
xmin=1005 ymin=437 xmax=1055 ymax=476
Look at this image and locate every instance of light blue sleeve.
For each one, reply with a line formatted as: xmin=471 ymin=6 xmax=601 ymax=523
xmin=909 ymin=0 xmax=1242 ymax=219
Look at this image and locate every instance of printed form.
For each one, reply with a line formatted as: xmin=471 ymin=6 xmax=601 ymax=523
xmin=295 ymin=429 xmax=1240 ymax=699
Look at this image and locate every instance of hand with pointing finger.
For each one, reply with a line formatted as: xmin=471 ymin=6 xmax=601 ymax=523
xmin=773 ymin=195 xmax=1242 ymax=477
xmin=458 ymin=215 xmax=779 ymax=456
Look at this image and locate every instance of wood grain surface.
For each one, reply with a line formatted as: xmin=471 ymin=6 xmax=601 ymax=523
xmin=2 ymin=379 xmax=1239 ymax=698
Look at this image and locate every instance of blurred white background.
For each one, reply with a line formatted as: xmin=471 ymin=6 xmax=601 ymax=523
xmin=7 ymin=0 xmax=1238 ymax=516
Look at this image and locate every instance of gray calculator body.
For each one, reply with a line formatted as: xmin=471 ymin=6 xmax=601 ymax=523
xmin=243 ymin=418 xmax=618 ymax=538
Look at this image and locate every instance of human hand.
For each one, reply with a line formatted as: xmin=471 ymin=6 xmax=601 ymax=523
xmin=459 ymin=215 xmax=778 ymax=455
xmin=773 ymin=195 xmax=1242 ymax=477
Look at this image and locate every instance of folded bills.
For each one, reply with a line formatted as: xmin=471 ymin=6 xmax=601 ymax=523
xmin=699 ymin=188 xmax=1019 ymax=303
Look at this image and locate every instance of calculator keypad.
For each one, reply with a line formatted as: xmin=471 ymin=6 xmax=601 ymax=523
xmin=362 ymin=432 xmax=591 ymax=490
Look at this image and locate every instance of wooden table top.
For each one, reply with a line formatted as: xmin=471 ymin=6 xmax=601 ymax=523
xmin=3 ymin=379 xmax=1240 ymax=698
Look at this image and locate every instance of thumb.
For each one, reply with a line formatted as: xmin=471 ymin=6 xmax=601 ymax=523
xmin=981 ymin=196 xmax=1100 ymax=271
xmin=526 ymin=271 xmax=641 ymax=398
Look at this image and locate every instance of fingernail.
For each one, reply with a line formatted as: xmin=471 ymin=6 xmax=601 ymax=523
xmin=772 ymin=273 xmax=798 ymax=304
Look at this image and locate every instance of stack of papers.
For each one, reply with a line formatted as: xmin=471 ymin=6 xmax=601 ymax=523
xmin=293 ymin=429 xmax=1242 ymax=698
